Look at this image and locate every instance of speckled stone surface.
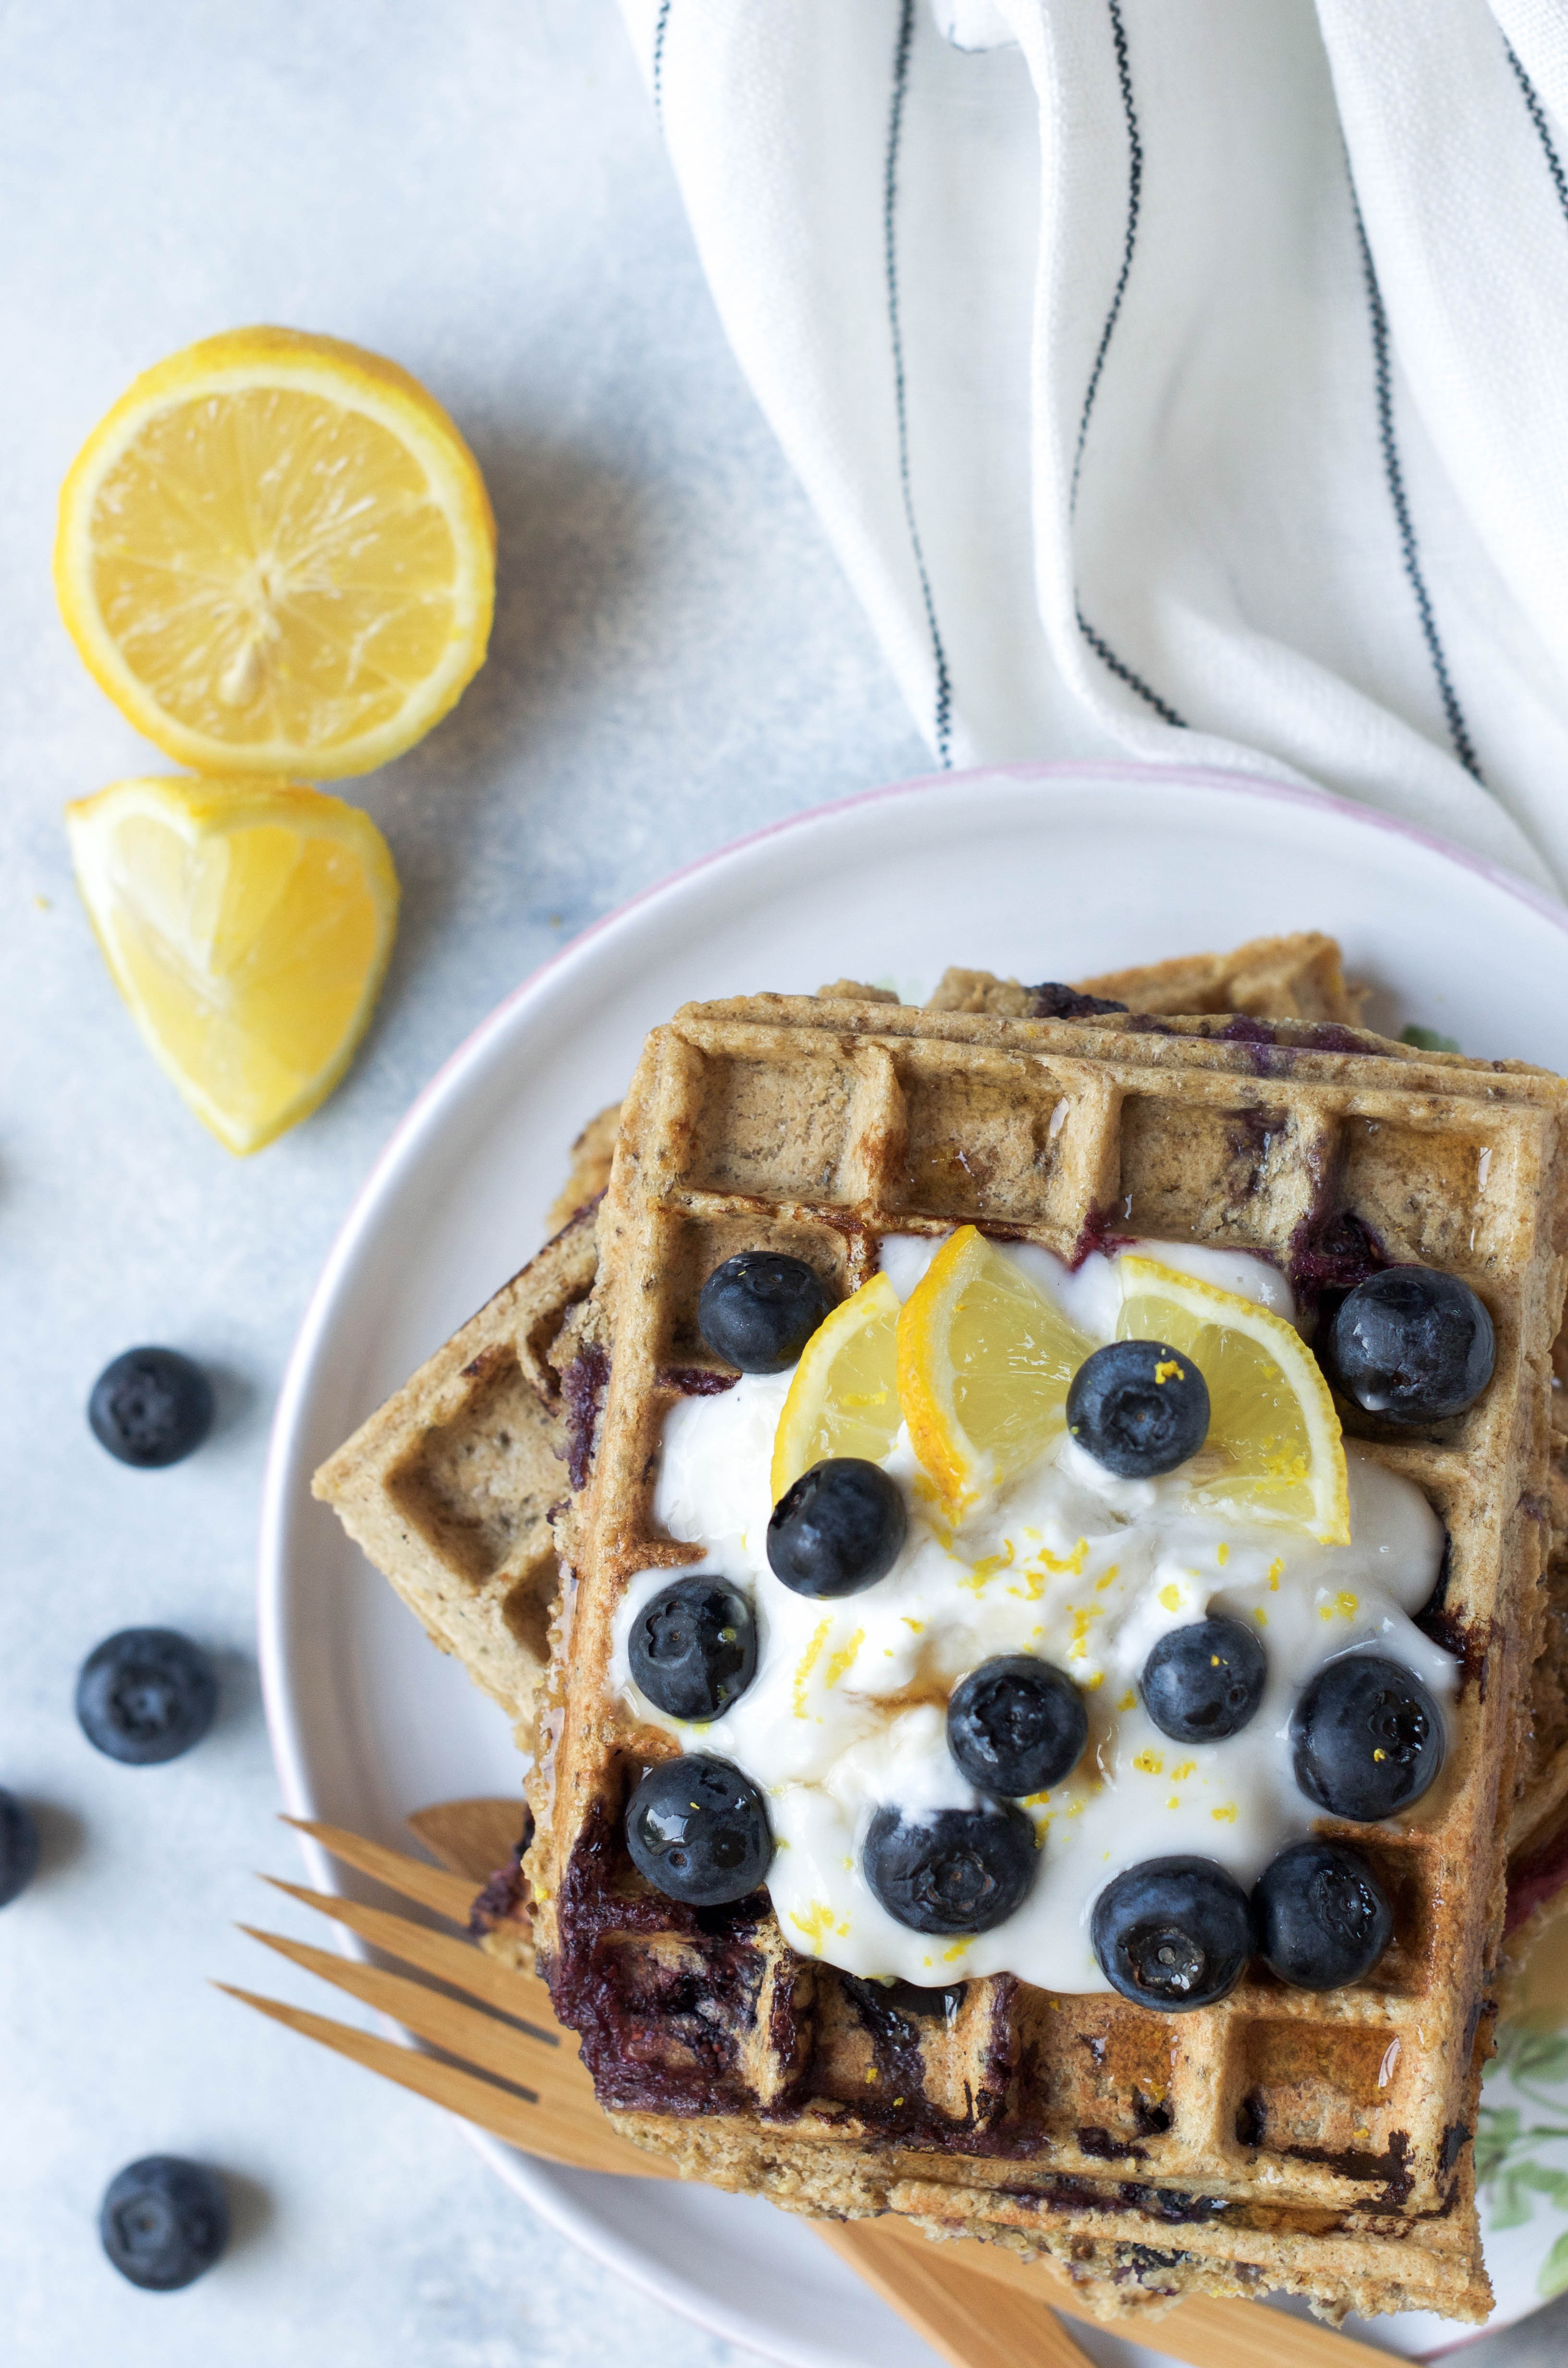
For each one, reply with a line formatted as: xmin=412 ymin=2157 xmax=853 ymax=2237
xmin=2 ymin=4 xmax=1565 ymax=2365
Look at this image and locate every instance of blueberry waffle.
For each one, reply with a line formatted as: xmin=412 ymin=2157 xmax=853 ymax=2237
xmin=527 ymin=991 xmax=1568 ymax=2325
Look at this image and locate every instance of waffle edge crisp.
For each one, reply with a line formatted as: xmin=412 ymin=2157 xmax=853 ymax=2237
xmin=529 ymin=992 xmax=1568 ymax=2327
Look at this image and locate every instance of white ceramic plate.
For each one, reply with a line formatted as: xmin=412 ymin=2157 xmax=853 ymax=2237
xmin=259 ymin=761 xmax=1568 ymax=2368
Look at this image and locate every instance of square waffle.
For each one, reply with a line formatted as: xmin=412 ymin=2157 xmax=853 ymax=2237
xmin=528 ymin=991 xmax=1568 ymax=2326
xmin=312 ymin=1202 xmax=599 ymax=1753
xmin=311 ymin=938 xmax=1361 ymax=1766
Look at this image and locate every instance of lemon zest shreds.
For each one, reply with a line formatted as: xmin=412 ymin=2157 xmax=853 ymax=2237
xmin=897 ymin=1225 xmax=1094 ymax=1519
xmin=66 ymin=774 xmax=398 ymax=1155
xmin=772 ymin=1271 xmax=900 ymax=1503
xmin=793 ymin=1618 xmax=832 ymax=1719
xmin=824 ymin=1629 xmax=864 ymax=1689
xmin=1116 ymin=1256 xmax=1349 ymax=1544
xmin=55 ymin=327 xmax=495 ymax=779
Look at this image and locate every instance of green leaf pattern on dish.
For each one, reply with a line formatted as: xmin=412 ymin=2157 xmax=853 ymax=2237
xmin=1476 ymin=2022 xmax=1568 ymax=2296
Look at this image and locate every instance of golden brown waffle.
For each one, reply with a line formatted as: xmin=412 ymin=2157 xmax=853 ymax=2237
xmin=928 ymin=931 xmax=1366 ymax=1024
xmin=312 ymin=1202 xmax=599 ymax=1753
xmin=529 ymin=991 xmax=1568 ymax=2326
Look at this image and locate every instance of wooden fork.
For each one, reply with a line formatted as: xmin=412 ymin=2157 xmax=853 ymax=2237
xmin=218 ymin=1803 xmax=1397 ymax=2368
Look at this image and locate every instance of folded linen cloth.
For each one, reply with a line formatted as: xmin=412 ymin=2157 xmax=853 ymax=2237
xmin=619 ymin=0 xmax=1568 ymax=892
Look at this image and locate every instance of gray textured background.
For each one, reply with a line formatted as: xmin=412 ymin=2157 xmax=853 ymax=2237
xmin=2 ymin=4 xmax=1565 ymax=2363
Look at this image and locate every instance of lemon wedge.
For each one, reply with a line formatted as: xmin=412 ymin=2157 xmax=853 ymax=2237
xmin=67 ymin=774 xmax=399 ymax=1155
xmin=55 ymin=327 xmax=494 ymax=778
xmin=771 ymin=1272 xmax=901 ymax=1502
xmin=1115 ymin=1257 xmax=1349 ymax=1543
xmin=896 ymin=1226 xmax=1094 ymax=1519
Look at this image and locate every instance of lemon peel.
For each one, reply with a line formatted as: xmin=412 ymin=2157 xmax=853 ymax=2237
xmin=66 ymin=773 xmax=397 ymax=1155
xmin=55 ymin=327 xmax=494 ymax=778
xmin=1117 ymin=1256 xmax=1349 ymax=1544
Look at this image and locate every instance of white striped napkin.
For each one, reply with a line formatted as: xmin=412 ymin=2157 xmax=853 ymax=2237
xmin=619 ymin=0 xmax=1568 ymax=892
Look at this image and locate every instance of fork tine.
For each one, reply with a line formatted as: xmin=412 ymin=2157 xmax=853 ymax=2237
xmin=406 ymin=1797 xmax=527 ymax=1883
xmin=214 ymin=1983 xmax=668 ymax=2178
xmin=236 ymin=1924 xmax=599 ymax=2123
xmin=281 ymin=1815 xmax=479 ymax=1923
xmin=261 ymin=1875 xmax=560 ymax=2030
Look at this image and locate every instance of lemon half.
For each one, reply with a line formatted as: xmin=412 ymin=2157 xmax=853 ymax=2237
xmin=1115 ymin=1257 xmax=1349 ymax=1543
xmin=771 ymin=1272 xmax=901 ymax=1502
xmin=896 ymin=1227 xmax=1093 ymax=1520
xmin=67 ymin=774 xmax=399 ymax=1155
xmin=55 ymin=328 xmax=495 ymax=778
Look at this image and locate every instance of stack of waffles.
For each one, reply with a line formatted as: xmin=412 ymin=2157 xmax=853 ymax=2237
xmin=314 ymin=934 xmax=1568 ymax=2327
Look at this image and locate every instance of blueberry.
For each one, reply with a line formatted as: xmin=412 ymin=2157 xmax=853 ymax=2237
xmin=99 ymin=2156 xmax=228 ymax=2290
xmin=1254 ymin=1839 xmax=1393 ymax=1989
xmin=76 ymin=1629 xmax=218 ymax=1765
xmin=625 ymin=1753 xmax=772 ymax=1904
xmin=862 ymin=1803 xmax=1035 ymax=1935
xmin=1291 ymin=1653 xmax=1444 ymax=1821
xmin=628 ymin=1578 xmax=757 ymax=1722
xmin=88 ymin=1347 xmax=214 ymax=1468
xmin=767 ymin=1457 xmax=907 ymax=1597
xmin=1139 ymin=1616 xmax=1267 ymax=1743
xmin=0 ymin=1789 xmax=39 ymax=1907
xmin=698 ymin=1253 xmax=833 ymax=1374
xmin=1091 ymin=1856 xmax=1255 ymax=2011
xmin=1066 ymin=1340 xmax=1210 ymax=1479
xmin=946 ymin=1656 xmax=1087 ymax=1795
xmin=1325 ymin=1268 xmax=1494 ymax=1425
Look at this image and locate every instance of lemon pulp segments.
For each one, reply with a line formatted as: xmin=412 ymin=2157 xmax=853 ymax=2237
xmin=771 ymin=1272 xmax=901 ymax=1502
xmin=55 ymin=327 xmax=495 ymax=778
xmin=66 ymin=776 xmax=399 ymax=1156
xmin=897 ymin=1226 xmax=1094 ymax=1517
xmin=1115 ymin=1256 xmax=1349 ymax=1543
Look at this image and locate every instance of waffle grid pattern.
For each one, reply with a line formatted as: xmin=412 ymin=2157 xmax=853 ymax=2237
xmin=534 ymin=996 xmax=1568 ymax=2322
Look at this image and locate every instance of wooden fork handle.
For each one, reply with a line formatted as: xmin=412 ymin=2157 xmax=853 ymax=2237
xmin=816 ymin=2221 xmax=1094 ymax=2368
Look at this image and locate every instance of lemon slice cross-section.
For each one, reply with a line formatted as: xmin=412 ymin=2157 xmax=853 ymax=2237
xmin=67 ymin=774 xmax=399 ymax=1156
xmin=896 ymin=1226 xmax=1094 ymax=1520
xmin=55 ymin=327 xmax=495 ymax=778
xmin=1115 ymin=1256 xmax=1349 ymax=1544
xmin=771 ymin=1271 xmax=901 ymax=1503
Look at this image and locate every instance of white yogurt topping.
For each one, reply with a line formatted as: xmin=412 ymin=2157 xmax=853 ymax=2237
xmin=612 ymin=1235 xmax=1454 ymax=1993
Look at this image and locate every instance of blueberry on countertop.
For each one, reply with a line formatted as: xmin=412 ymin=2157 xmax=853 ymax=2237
xmin=946 ymin=1655 xmax=1088 ymax=1796
xmin=1254 ymin=1838 xmax=1393 ymax=1990
xmin=1066 ymin=1339 xmax=1210 ymax=1479
xmin=0 ymin=1790 xmax=39 ymax=1907
xmin=75 ymin=1629 xmax=218 ymax=1765
xmin=1325 ymin=1268 xmax=1494 ymax=1425
xmin=1291 ymin=1653 xmax=1444 ymax=1821
xmin=88 ymin=1347 xmax=214 ymax=1468
xmin=863 ymin=1803 xmax=1035 ymax=1935
xmin=628 ymin=1578 xmax=757 ymax=1722
xmin=1140 ymin=1616 xmax=1267 ymax=1743
xmin=625 ymin=1754 xmax=772 ymax=1905
xmin=767 ymin=1457 xmax=907 ymax=1597
xmin=99 ymin=2157 xmax=229 ymax=2290
xmin=698 ymin=1253 xmax=833 ymax=1374
xmin=1091 ymin=1856 xmax=1255 ymax=2011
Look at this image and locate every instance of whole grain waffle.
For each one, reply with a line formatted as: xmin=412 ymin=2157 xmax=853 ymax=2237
xmin=312 ymin=937 xmax=1360 ymax=1766
xmin=530 ymin=991 xmax=1568 ymax=2326
xmin=312 ymin=1202 xmax=599 ymax=1752
xmin=928 ymin=930 xmax=1366 ymax=1025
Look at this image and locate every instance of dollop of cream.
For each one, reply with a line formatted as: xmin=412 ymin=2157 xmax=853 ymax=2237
xmin=612 ymin=1237 xmax=1453 ymax=1992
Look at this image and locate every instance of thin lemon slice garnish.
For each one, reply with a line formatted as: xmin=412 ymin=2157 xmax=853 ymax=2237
xmin=66 ymin=773 xmax=399 ymax=1156
xmin=1115 ymin=1256 xmax=1349 ymax=1544
xmin=896 ymin=1226 xmax=1094 ymax=1520
xmin=772 ymin=1272 xmax=901 ymax=1502
xmin=55 ymin=326 xmax=494 ymax=778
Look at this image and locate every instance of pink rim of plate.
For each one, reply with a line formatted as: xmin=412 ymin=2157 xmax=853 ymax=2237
xmin=257 ymin=756 xmax=1568 ymax=2364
